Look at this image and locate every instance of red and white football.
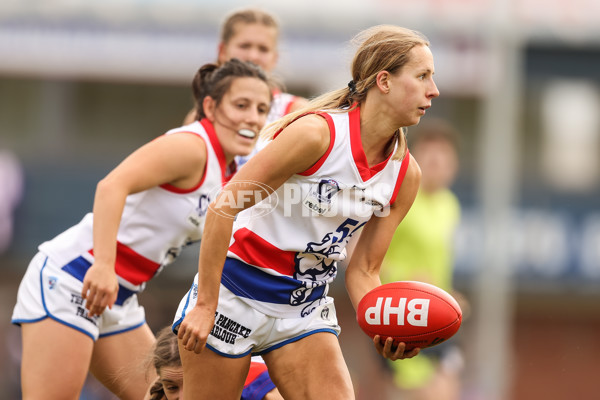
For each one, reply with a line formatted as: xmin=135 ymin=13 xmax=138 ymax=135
xmin=357 ymin=281 xmax=462 ymax=350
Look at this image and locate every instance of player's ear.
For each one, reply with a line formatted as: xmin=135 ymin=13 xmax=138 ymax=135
xmin=376 ymin=70 xmax=391 ymax=94
xmin=203 ymin=96 xmax=217 ymax=121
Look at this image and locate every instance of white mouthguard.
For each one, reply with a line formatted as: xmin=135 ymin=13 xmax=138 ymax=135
xmin=238 ymin=129 xmax=256 ymax=139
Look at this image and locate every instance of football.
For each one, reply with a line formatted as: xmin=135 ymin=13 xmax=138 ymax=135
xmin=356 ymin=281 xmax=462 ymax=350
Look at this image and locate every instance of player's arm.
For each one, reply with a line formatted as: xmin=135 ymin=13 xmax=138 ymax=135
xmin=345 ymin=154 xmax=421 ymax=310
xmin=179 ymin=114 xmax=331 ymax=353
xmin=83 ymin=133 xmax=207 ymax=316
xmin=346 ymin=154 xmax=421 ymax=360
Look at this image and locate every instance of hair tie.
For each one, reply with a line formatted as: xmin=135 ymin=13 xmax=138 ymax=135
xmin=348 ymin=80 xmax=357 ymax=95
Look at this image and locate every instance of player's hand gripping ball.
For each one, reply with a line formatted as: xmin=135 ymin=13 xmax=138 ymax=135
xmin=357 ymin=281 xmax=462 ymax=350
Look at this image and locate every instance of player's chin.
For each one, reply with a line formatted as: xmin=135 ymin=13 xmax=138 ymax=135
xmin=402 ymin=116 xmax=422 ymax=128
xmin=411 ymin=115 xmax=424 ymax=126
xmin=234 ymin=143 xmax=255 ymax=157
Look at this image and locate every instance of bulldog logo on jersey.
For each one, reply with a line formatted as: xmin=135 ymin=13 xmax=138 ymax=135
xmin=303 ymin=178 xmax=341 ymax=215
xmin=292 ymin=218 xmax=366 ymax=315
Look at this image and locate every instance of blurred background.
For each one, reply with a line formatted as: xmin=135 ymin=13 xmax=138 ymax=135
xmin=1 ymin=0 xmax=599 ymax=399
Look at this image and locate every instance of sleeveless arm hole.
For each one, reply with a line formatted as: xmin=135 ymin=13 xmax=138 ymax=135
xmin=296 ymin=112 xmax=336 ymax=176
xmin=159 ymin=131 xmax=208 ymax=193
xmin=389 ymin=149 xmax=411 ymax=205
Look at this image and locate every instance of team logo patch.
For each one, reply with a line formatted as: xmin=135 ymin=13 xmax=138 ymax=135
xmin=316 ymin=179 xmax=341 ymax=201
xmin=188 ymin=194 xmax=211 ymax=228
xmin=321 ymin=305 xmax=330 ymax=320
xmin=192 ymin=283 xmax=198 ymax=300
xmin=48 ymin=276 xmax=58 ymax=290
xmin=303 ymin=178 xmax=341 ymax=215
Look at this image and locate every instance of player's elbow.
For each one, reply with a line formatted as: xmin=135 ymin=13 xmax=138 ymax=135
xmin=95 ymin=177 xmax=120 ymax=199
xmin=346 ymin=262 xmax=381 ymax=286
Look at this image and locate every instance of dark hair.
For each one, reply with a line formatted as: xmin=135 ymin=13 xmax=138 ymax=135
xmin=192 ymin=58 xmax=271 ymax=121
xmin=148 ymin=326 xmax=180 ymax=400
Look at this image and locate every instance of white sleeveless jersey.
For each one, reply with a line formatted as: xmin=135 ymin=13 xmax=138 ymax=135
xmin=267 ymin=91 xmax=298 ymax=124
xmin=223 ymin=107 xmax=410 ymax=318
xmin=39 ymin=119 xmax=232 ymax=293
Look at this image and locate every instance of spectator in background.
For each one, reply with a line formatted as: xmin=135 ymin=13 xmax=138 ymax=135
xmin=0 ymin=148 xmax=24 ymax=254
xmin=182 ymin=8 xmax=309 ymax=166
xmin=381 ymin=118 xmax=467 ymax=400
xmin=148 ymin=326 xmax=282 ymax=400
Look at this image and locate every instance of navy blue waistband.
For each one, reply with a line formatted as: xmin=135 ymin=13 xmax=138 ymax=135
xmin=222 ymin=257 xmax=326 ymax=305
xmin=62 ymin=256 xmax=136 ymax=306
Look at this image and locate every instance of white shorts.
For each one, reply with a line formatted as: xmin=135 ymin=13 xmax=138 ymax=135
xmin=172 ymin=278 xmax=341 ymax=357
xmin=11 ymin=252 xmax=146 ymax=341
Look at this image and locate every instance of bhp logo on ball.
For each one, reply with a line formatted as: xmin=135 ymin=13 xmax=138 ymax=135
xmin=364 ymin=297 xmax=430 ymax=327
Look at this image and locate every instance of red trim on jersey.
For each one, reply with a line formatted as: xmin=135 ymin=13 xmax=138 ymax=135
xmin=349 ymin=106 xmax=395 ymax=182
xmin=158 ymin=131 xmax=207 ymax=193
xmin=229 ymin=228 xmax=296 ymax=276
xmin=244 ymin=361 xmax=269 ymax=387
xmin=152 ymin=131 xmax=208 ymax=194
xmin=200 ymin=119 xmax=236 ymax=185
xmin=283 ymin=96 xmax=298 ymax=115
xmin=389 ymin=150 xmax=411 ymax=205
xmin=89 ymin=242 xmax=160 ymax=285
xmin=270 ymin=112 xmax=335 ymax=177
xmin=297 ymin=112 xmax=336 ymax=176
